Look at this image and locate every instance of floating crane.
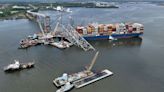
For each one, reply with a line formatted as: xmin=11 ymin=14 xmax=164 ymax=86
xmin=53 ymin=51 xmax=113 ymax=91
xmin=53 ymin=51 xmax=99 ymax=87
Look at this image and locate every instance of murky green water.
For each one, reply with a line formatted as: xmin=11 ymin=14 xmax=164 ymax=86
xmin=0 ymin=3 xmax=164 ymax=92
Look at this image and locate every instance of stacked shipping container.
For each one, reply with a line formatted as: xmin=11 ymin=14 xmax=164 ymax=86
xmin=76 ymin=22 xmax=144 ymax=37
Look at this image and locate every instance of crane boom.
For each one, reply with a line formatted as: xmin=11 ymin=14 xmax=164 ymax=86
xmin=87 ymin=51 xmax=99 ymax=72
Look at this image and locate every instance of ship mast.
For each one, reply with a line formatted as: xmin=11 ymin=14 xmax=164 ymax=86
xmin=87 ymin=51 xmax=99 ymax=72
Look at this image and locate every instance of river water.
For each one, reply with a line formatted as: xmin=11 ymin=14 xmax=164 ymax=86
xmin=0 ymin=2 xmax=164 ymax=92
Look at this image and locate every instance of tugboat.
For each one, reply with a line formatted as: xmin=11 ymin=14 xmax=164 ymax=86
xmin=3 ymin=60 xmax=20 ymax=71
xmin=56 ymin=82 xmax=74 ymax=92
xmin=3 ymin=60 xmax=35 ymax=72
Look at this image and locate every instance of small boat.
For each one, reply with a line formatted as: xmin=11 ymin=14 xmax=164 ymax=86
xmin=19 ymin=39 xmax=39 ymax=49
xmin=50 ymin=41 xmax=73 ymax=49
xmin=53 ymin=52 xmax=99 ymax=87
xmin=66 ymin=8 xmax=72 ymax=13
xmin=3 ymin=60 xmax=35 ymax=72
xmin=3 ymin=60 xmax=20 ymax=71
xmin=56 ymin=82 xmax=74 ymax=92
xmin=53 ymin=6 xmax=72 ymax=13
xmin=109 ymin=35 xmax=114 ymax=40
xmin=54 ymin=6 xmax=64 ymax=12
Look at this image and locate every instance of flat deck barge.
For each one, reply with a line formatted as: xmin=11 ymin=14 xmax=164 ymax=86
xmin=73 ymin=69 xmax=113 ymax=88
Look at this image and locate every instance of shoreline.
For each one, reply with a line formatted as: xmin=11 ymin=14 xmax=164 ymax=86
xmin=0 ymin=2 xmax=119 ymax=21
xmin=0 ymin=12 xmax=27 ymax=21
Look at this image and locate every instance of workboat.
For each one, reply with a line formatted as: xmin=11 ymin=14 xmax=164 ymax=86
xmin=4 ymin=60 xmax=35 ymax=72
xmin=73 ymin=69 xmax=113 ymax=88
xmin=76 ymin=22 xmax=144 ymax=40
xmin=19 ymin=39 xmax=39 ymax=49
xmin=4 ymin=60 xmax=20 ymax=71
xmin=50 ymin=41 xmax=73 ymax=49
xmin=53 ymin=70 xmax=94 ymax=87
xmin=56 ymin=82 xmax=74 ymax=92
xmin=53 ymin=52 xmax=99 ymax=87
xmin=53 ymin=6 xmax=72 ymax=13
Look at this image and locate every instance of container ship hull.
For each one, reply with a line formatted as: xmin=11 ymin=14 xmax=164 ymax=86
xmin=76 ymin=22 xmax=144 ymax=40
xmin=83 ymin=33 xmax=143 ymax=40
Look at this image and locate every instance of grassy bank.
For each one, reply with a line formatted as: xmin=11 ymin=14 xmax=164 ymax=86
xmin=0 ymin=6 xmax=27 ymax=20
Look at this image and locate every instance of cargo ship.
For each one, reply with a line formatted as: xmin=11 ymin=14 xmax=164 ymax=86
xmin=76 ymin=22 xmax=144 ymax=40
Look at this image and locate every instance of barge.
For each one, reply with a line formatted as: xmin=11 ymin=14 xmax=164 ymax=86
xmin=53 ymin=70 xmax=94 ymax=87
xmin=53 ymin=51 xmax=114 ymax=92
xmin=73 ymin=69 xmax=113 ymax=88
